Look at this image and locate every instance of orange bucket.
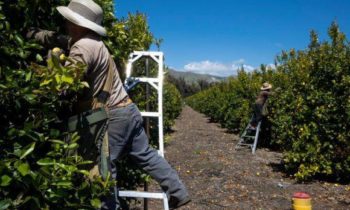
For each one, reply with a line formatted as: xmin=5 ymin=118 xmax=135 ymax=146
xmin=292 ymin=192 xmax=312 ymax=210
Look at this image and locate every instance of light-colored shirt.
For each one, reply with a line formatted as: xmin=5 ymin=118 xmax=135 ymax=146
xmin=255 ymin=90 xmax=272 ymax=105
xmin=69 ymin=32 xmax=128 ymax=108
xmin=30 ymin=29 xmax=128 ymax=108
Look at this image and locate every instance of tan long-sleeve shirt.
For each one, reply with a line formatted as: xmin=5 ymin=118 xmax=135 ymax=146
xmin=69 ymin=32 xmax=128 ymax=108
xmin=29 ymin=29 xmax=128 ymax=108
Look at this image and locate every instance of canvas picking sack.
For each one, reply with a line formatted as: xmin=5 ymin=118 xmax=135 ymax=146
xmin=67 ymin=56 xmax=114 ymax=180
xmin=261 ymin=100 xmax=269 ymax=117
xmin=67 ymin=107 xmax=109 ymax=180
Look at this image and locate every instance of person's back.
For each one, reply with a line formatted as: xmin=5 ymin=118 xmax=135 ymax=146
xmin=255 ymin=90 xmax=271 ymax=106
xmin=250 ymin=82 xmax=273 ymax=128
xmin=69 ymin=32 xmax=128 ymax=110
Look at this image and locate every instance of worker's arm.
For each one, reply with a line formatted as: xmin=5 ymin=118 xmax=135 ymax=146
xmin=269 ymin=87 xmax=281 ymax=97
xmin=26 ymin=28 xmax=70 ymax=51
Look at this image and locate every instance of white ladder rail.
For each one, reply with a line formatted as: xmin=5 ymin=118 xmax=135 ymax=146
xmin=235 ymin=119 xmax=262 ymax=154
xmin=124 ymin=51 xmax=164 ymax=156
xmin=118 ymin=191 xmax=169 ymax=210
xmin=120 ymin=51 xmax=168 ymax=210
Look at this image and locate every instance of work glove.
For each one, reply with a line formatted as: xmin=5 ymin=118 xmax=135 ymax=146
xmin=26 ymin=27 xmax=69 ymax=50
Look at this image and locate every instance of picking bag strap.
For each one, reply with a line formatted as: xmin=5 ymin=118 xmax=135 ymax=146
xmin=93 ymin=55 xmax=115 ymax=107
xmin=67 ymin=107 xmax=108 ymax=132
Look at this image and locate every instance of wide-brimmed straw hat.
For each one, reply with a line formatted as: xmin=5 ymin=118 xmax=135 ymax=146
xmin=260 ymin=82 xmax=272 ymax=90
xmin=57 ymin=0 xmax=106 ymax=36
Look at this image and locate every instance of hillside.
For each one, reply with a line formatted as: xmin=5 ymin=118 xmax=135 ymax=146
xmin=167 ymin=68 xmax=225 ymax=84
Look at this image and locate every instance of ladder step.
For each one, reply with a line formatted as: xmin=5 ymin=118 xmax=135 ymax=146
xmin=240 ymin=139 xmax=254 ymax=142
xmin=140 ymin=111 xmax=160 ymax=117
xmin=243 ymin=135 xmax=255 ymax=138
xmin=119 ymin=191 xmax=166 ymax=199
xmin=236 ymin=116 xmax=263 ymax=154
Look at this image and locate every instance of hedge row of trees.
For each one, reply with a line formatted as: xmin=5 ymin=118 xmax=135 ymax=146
xmin=187 ymin=23 xmax=350 ymax=182
xmin=166 ymin=73 xmax=213 ymax=97
xmin=0 ymin=0 xmax=182 ymax=209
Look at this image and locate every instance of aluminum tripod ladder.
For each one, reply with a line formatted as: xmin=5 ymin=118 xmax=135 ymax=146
xmin=119 ymin=51 xmax=169 ymax=210
xmin=235 ymin=119 xmax=262 ymax=154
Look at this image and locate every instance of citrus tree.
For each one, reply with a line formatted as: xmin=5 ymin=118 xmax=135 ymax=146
xmin=187 ymin=23 xmax=350 ymax=182
xmin=0 ymin=0 xmax=183 ymax=208
xmin=269 ymin=23 xmax=350 ymax=180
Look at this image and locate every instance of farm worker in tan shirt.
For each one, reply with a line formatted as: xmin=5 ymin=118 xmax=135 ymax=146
xmin=27 ymin=0 xmax=190 ymax=209
xmin=250 ymin=82 xmax=273 ymax=129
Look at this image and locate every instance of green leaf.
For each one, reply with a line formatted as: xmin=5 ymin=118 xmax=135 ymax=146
xmin=55 ymin=74 xmax=61 ymax=84
xmin=52 ymin=181 xmax=72 ymax=187
xmin=40 ymin=79 xmax=52 ymax=86
xmin=76 ymin=160 xmax=93 ymax=165
xmin=0 ymin=199 xmax=11 ymax=210
xmin=17 ymin=162 xmax=30 ymax=176
xmin=47 ymin=58 xmax=54 ymax=69
xmin=24 ymin=94 xmax=36 ymax=102
xmin=81 ymin=81 xmax=90 ymax=88
xmin=5 ymin=21 xmax=9 ymax=30
xmin=0 ymin=175 xmax=12 ymax=186
xmin=77 ymin=170 xmax=90 ymax=176
xmin=20 ymin=142 xmax=36 ymax=159
xmin=15 ymin=34 xmax=24 ymax=46
xmin=49 ymin=139 xmax=66 ymax=145
xmin=37 ymin=158 xmax=55 ymax=166
xmin=49 ymin=129 xmax=60 ymax=137
xmin=61 ymin=75 xmax=74 ymax=84
xmin=90 ymin=198 xmax=101 ymax=208
xmin=36 ymin=54 xmax=43 ymax=62
xmin=67 ymin=143 xmax=78 ymax=149
xmin=70 ymin=132 xmax=80 ymax=142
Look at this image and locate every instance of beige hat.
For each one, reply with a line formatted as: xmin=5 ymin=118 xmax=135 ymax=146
xmin=260 ymin=82 xmax=272 ymax=90
xmin=57 ymin=0 xmax=106 ymax=36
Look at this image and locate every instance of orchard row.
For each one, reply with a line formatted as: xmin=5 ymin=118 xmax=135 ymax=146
xmin=187 ymin=23 xmax=350 ymax=182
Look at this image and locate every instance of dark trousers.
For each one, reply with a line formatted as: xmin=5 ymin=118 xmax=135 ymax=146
xmin=106 ymin=103 xmax=188 ymax=209
xmin=251 ymin=103 xmax=263 ymax=126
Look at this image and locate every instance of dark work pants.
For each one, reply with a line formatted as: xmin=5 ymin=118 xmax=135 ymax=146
xmin=106 ymin=103 xmax=188 ymax=209
xmin=251 ymin=103 xmax=263 ymax=126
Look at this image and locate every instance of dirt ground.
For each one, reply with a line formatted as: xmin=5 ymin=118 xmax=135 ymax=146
xmin=131 ymin=106 xmax=350 ymax=210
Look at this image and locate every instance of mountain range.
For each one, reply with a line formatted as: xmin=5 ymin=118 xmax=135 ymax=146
xmin=167 ymin=68 xmax=225 ymax=84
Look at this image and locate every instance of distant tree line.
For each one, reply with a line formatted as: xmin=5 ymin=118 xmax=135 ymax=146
xmin=166 ymin=73 xmax=215 ymax=97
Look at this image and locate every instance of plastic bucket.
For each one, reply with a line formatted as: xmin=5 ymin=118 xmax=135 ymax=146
xmin=292 ymin=192 xmax=312 ymax=210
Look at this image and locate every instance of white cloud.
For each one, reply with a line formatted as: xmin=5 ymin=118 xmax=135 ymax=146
xmin=184 ymin=60 xmax=228 ymax=73
xmin=267 ymin=63 xmax=276 ymax=69
xmin=183 ymin=59 xmax=256 ymax=77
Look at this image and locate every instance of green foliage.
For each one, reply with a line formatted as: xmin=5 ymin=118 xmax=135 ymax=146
xmin=1 ymin=2 xmax=113 ymax=207
xmin=187 ymin=69 xmax=266 ymax=132
xmin=1 ymin=0 xmax=180 ymax=208
xmin=0 ymin=53 xmax=112 ymax=209
xmin=187 ymin=22 xmax=350 ymax=182
xmin=100 ymin=1 xmax=154 ymax=76
xmin=270 ymin=22 xmax=350 ymax=181
xmin=164 ymin=82 xmax=182 ymax=131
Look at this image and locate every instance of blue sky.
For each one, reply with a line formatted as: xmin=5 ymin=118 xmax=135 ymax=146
xmin=114 ymin=0 xmax=350 ymax=76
